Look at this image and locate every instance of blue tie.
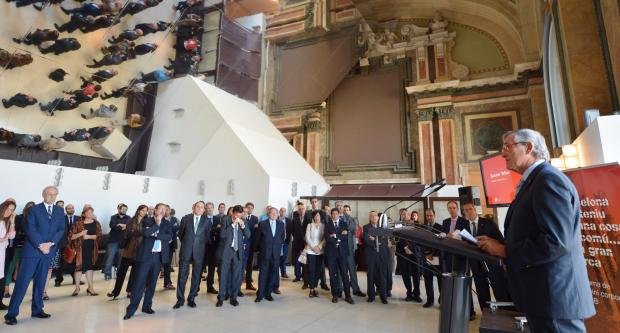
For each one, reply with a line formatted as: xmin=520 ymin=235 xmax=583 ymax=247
xmin=270 ymin=221 xmax=275 ymax=237
xmin=47 ymin=205 xmax=52 ymax=217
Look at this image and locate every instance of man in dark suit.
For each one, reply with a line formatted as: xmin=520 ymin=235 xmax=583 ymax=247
xmin=441 ymin=201 xmax=468 ymax=272
xmin=162 ymin=205 xmax=178 ymax=290
xmin=174 ymin=201 xmax=211 ymax=308
xmin=202 ymin=202 xmax=220 ymax=294
xmin=342 ymin=204 xmax=365 ymax=297
xmin=325 ymin=208 xmax=354 ymax=304
xmin=104 ymin=204 xmax=129 ymax=281
xmin=290 ymin=202 xmax=306 ymax=282
xmin=462 ymin=202 xmax=511 ymax=314
xmin=395 ymin=208 xmax=423 ymax=303
xmin=54 ymin=204 xmax=79 ymax=286
xmin=216 ymin=205 xmax=250 ymax=307
xmin=478 ymin=129 xmax=595 ymax=332
xmin=5 ymin=186 xmax=65 ymax=326
xmin=254 ymin=207 xmax=285 ymax=302
xmin=243 ymin=202 xmax=259 ymax=291
xmin=279 ymin=207 xmax=292 ymax=279
xmin=364 ymin=211 xmax=389 ymax=304
xmin=124 ymin=203 xmax=173 ymax=320
xmin=422 ymin=208 xmax=444 ymax=308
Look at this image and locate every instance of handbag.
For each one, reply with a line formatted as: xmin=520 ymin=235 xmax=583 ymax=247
xmin=63 ymin=245 xmax=76 ymax=263
xmin=298 ymin=249 xmax=307 ymax=264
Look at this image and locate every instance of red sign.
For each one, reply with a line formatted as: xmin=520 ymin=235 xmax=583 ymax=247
xmin=565 ymin=163 xmax=620 ymax=332
xmin=479 ymin=154 xmax=521 ymax=207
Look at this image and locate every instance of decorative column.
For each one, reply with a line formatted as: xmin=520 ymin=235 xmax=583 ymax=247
xmin=417 ymin=108 xmax=435 ymax=184
xmin=415 ymin=46 xmax=430 ymax=84
xmin=304 ymin=111 xmax=321 ymax=171
xmin=433 ymin=42 xmax=449 ymax=82
xmin=436 ymin=106 xmax=457 ymax=184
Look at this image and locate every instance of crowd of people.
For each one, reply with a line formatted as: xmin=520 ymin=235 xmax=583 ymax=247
xmin=0 ymin=184 xmax=514 ymax=326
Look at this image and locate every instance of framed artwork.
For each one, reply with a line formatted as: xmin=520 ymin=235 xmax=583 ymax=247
xmin=463 ymin=110 xmax=519 ymax=161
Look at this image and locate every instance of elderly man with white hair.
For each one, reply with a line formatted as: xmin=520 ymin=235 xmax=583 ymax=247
xmin=5 ymin=186 xmax=66 ymax=326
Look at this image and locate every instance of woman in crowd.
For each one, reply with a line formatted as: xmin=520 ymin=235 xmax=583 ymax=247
xmin=107 ymin=205 xmax=147 ymax=300
xmin=4 ymin=201 xmax=33 ymax=298
xmin=0 ymin=200 xmax=16 ymax=310
xmin=305 ymin=210 xmax=325 ymax=298
xmin=69 ymin=206 xmax=102 ymax=296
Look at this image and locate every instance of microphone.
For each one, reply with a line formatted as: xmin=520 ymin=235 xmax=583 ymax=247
xmin=382 ymin=178 xmax=446 ymax=217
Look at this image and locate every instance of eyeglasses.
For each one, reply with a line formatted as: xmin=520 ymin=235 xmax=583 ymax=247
xmin=501 ymin=142 xmax=527 ymax=151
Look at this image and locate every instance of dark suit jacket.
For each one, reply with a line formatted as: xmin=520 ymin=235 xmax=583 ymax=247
xmin=363 ymin=224 xmax=390 ymax=262
xmin=134 ymin=217 xmax=173 ymax=264
xmin=441 ymin=216 xmax=468 ymax=234
xmin=217 ymin=216 xmax=251 ymax=261
xmin=22 ymin=203 xmax=65 ymax=259
xmin=244 ymin=214 xmax=259 ymax=247
xmin=324 ymin=218 xmax=349 ymax=258
xmin=58 ymin=214 xmax=79 ymax=249
xmin=178 ymin=214 xmax=211 ymax=263
xmin=108 ymin=213 xmax=130 ymax=244
xmin=291 ymin=214 xmax=306 ymax=252
xmin=504 ymin=162 xmax=595 ymax=319
xmin=283 ymin=217 xmax=292 ymax=244
xmin=255 ymin=220 xmax=285 ymax=262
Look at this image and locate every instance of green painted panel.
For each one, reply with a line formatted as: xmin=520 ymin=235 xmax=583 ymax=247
xmin=448 ymin=24 xmax=508 ymax=73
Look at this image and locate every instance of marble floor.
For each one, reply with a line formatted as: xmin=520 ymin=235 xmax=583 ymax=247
xmin=1 ymin=268 xmax=481 ymax=333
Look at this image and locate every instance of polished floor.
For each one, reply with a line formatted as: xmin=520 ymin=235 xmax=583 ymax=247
xmin=2 ymin=268 xmax=481 ymax=333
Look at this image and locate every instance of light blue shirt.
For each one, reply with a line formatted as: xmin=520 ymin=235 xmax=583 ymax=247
xmin=516 ymin=159 xmax=545 ymax=194
xmin=269 ymin=220 xmax=276 ymax=237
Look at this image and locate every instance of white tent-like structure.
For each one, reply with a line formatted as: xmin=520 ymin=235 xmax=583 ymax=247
xmin=146 ymin=76 xmax=330 ymax=211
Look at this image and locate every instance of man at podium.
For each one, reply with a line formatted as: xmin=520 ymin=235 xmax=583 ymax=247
xmin=478 ymin=129 xmax=595 ymax=333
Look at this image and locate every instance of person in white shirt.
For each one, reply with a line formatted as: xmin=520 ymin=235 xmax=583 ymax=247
xmin=304 ymin=211 xmax=325 ymax=298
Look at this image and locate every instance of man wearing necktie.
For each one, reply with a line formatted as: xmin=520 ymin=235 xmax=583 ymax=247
xmin=124 ymin=203 xmax=172 ymax=320
xmin=55 ymin=204 xmax=79 ymax=287
xmin=203 ymin=202 xmax=220 ymax=294
xmin=5 ymin=186 xmax=65 ymax=326
xmin=216 ymin=205 xmax=250 ymax=307
xmin=242 ymin=202 xmax=259 ymax=291
xmin=325 ymin=208 xmax=354 ymax=304
xmin=254 ymin=207 xmax=285 ymax=302
xmin=174 ymin=201 xmax=212 ymax=309
xmin=364 ymin=211 xmax=389 ymax=304
xmin=478 ymin=129 xmax=595 ymax=333
xmin=440 ymin=201 xmax=468 ymax=274
xmin=462 ymin=202 xmax=510 ymax=320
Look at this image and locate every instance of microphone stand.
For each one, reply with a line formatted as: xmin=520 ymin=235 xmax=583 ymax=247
xmin=382 ymin=178 xmax=445 ymax=219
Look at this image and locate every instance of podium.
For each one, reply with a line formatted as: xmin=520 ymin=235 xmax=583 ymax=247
xmin=372 ymin=226 xmax=503 ymax=333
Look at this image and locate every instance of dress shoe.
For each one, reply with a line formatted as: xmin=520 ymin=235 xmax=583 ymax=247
xmin=230 ymin=298 xmax=239 ymax=307
xmin=381 ymin=298 xmax=388 ymax=304
xmin=237 ymin=291 xmax=244 ymax=297
xmin=207 ymin=288 xmax=218 ymax=294
xmin=245 ymin=284 xmax=256 ymax=291
xmin=0 ymin=303 xmax=7 ymax=310
xmin=173 ymin=302 xmax=183 ymax=309
xmin=405 ymin=295 xmax=414 ymax=302
xmin=423 ymin=302 xmax=434 ymax=308
xmin=104 ymin=276 xmax=111 ymax=281
xmin=106 ymin=293 xmax=118 ymax=300
xmin=265 ymin=295 xmax=274 ymax=301
xmin=4 ymin=316 xmax=17 ymax=325
xmin=216 ymin=300 xmax=223 ymax=307
xmin=273 ymin=289 xmax=281 ymax=295
xmin=54 ymin=281 xmax=61 ymax=287
xmin=123 ymin=314 xmax=132 ymax=320
xmin=331 ymin=296 xmax=338 ymax=303
xmin=469 ymin=313 xmax=476 ymax=321
xmin=42 ymin=293 xmax=49 ymax=301
xmin=412 ymin=296 xmax=423 ymax=303
xmin=308 ymin=291 xmax=314 ymax=298
xmin=387 ymin=291 xmax=392 ymax=297
xmin=32 ymin=312 xmax=51 ymax=319
xmin=312 ymin=290 xmax=319 ymax=297
xmin=165 ymin=283 xmax=175 ymax=290
xmin=367 ymin=298 xmax=375 ymax=303
xmin=344 ymin=296 xmax=354 ymax=304
xmin=254 ymin=297 xmax=262 ymax=303
xmin=187 ymin=300 xmax=196 ymax=308
xmin=353 ymin=291 xmax=366 ymax=297
xmin=301 ymin=284 xmax=308 ymax=290
xmin=320 ymin=284 xmax=330 ymax=291
xmin=142 ymin=308 xmax=155 ymax=315
xmin=281 ymin=273 xmax=289 ymax=278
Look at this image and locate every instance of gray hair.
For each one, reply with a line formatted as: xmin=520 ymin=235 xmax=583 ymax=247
xmin=503 ymin=129 xmax=550 ymax=161
xmin=42 ymin=185 xmax=58 ymax=196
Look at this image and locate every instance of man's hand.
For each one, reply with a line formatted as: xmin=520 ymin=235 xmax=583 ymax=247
xmin=155 ymin=215 xmax=162 ymax=225
xmin=119 ymin=223 xmax=127 ymax=230
xmin=39 ymin=242 xmax=53 ymax=254
xmin=330 ymin=233 xmax=337 ymax=238
xmin=313 ymin=246 xmax=321 ymax=253
xmin=477 ymin=236 xmax=507 ymax=258
xmin=369 ymin=235 xmax=375 ymax=241
xmin=239 ymin=219 xmax=245 ymax=229
xmin=404 ymin=247 xmax=413 ymax=255
xmin=341 ymin=230 xmax=348 ymax=235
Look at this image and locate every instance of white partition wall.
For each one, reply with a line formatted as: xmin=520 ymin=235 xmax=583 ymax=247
xmin=147 ymin=76 xmax=330 ymax=211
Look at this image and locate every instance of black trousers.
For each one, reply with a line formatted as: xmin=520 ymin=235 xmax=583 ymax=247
xmin=54 ymin=247 xmax=75 ymax=284
xmin=111 ymin=257 xmax=136 ymax=296
xmin=306 ymin=254 xmax=323 ymax=289
xmin=326 ymin=254 xmax=350 ymax=298
xmin=244 ymin=242 xmax=255 ymax=285
xmin=366 ymin=253 xmax=387 ymax=300
xmin=218 ymin=253 xmax=242 ymax=301
xmin=399 ymin=255 xmax=421 ymax=297
xmin=204 ymin=243 xmax=218 ymax=289
xmin=176 ymin=258 xmax=203 ymax=303
xmin=291 ymin=242 xmax=304 ymax=280
xmin=422 ymin=262 xmax=442 ymax=303
xmin=126 ymin=254 xmax=162 ymax=316
xmin=257 ymin=256 xmax=278 ymax=299
xmin=162 ymin=247 xmax=174 ymax=285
